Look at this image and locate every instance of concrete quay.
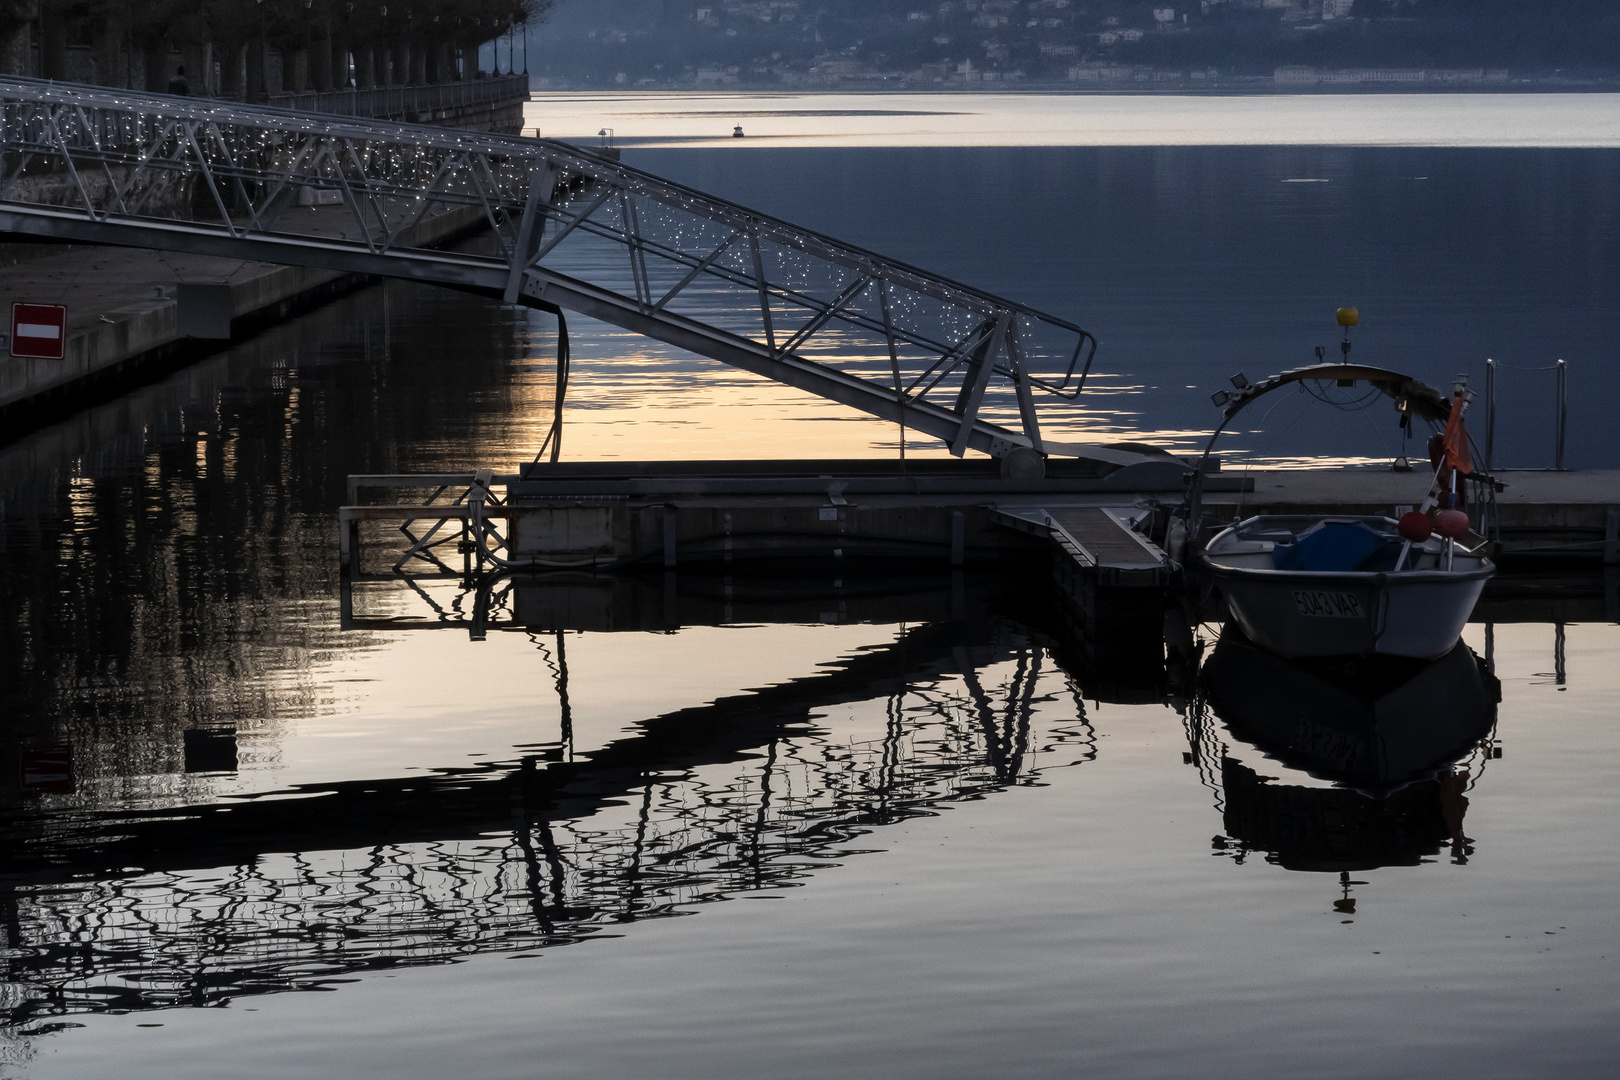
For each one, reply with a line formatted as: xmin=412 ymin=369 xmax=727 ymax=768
xmin=339 ymin=460 xmax=1620 ymax=588
xmin=0 ymin=202 xmax=484 ymax=435
xmin=495 ymin=461 xmax=1620 ymax=569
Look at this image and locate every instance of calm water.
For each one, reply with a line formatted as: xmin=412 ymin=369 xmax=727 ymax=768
xmin=3 ymin=97 xmax=1619 ymax=1076
xmin=619 ymin=143 xmax=1620 ymax=468
xmin=528 ymin=91 xmax=1620 ymax=149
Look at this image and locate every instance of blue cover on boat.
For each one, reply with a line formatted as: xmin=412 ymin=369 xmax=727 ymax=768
xmin=1271 ymin=522 xmax=1401 ymax=572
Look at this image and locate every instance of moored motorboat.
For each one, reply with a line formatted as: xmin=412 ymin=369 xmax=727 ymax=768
xmin=1185 ymin=310 xmax=1498 ymax=659
xmin=1202 ymin=514 xmax=1494 ymax=659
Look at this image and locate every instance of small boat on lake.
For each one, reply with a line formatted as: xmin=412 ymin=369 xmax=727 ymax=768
xmin=1186 ymin=311 xmax=1497 ymax=660
xmin=1202 ymin=514 xmax=1493 ymax=660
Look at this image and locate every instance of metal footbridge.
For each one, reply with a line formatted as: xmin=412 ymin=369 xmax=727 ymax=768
xmin=0 ymin=76 xmax=1166 ymax=474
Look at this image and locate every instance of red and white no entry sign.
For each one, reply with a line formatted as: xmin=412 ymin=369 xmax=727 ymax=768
xmin=11 ymin=302 xmax=67 ymax=359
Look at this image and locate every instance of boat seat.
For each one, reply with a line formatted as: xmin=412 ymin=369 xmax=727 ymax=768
xmin=1271 ymin=521 xmax=1403 ymax=573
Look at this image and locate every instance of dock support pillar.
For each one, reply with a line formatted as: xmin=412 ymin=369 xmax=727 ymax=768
xmin=663 ymin=505 xmax=679 ymax=568
xmin=1604 ymin=507 xmax=1619 ymax=565
xmin=950 ymin=510 xmax=965 ymax=567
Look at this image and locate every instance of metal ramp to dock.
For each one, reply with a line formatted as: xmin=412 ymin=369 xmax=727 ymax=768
xmin=991 ymin=505 xmax=1171 ymax=587
xmin=0 ymin=76 xmax=1173 ymax=476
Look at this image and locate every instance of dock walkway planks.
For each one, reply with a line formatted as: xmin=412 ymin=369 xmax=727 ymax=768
xmin=990 ymin=504 xmax=1170 ymax=587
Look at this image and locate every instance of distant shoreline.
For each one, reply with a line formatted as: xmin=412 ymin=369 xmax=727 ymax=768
xmin=530 ymin=83 xmax=1620 ymax=98
xmin=524 ymin=91 xmax=1620 ymax=150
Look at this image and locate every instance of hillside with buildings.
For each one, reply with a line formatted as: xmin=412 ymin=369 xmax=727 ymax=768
xmin=532 ymin=0 xmax=1620 ymax=89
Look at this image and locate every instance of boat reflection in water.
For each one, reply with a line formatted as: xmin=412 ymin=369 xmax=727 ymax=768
xmin=1189 ymin=628 xmax=1500 ymax=880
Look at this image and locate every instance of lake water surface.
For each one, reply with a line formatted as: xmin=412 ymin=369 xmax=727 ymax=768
xmin=517 ymin=92 xmax=1620 ymax=469
xmin=2 ymin=95 xmax=1618 ymax=1077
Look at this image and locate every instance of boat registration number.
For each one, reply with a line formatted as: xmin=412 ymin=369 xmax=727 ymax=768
xmin=1292 ymin=589 xmax=1365 ymax=619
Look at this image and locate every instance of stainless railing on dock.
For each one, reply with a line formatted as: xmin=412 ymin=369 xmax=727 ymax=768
xmin=1484 ymin=357 xmax=1568 ymax=471
xmin=340 ymin=471 xmax=520 ymax=576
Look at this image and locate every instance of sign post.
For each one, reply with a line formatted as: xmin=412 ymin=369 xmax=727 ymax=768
xmin=10 ymin=302 xmax=67 ymax=359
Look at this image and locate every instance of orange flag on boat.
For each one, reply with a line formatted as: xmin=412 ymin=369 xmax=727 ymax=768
xmin=1442 ymin=392 xmax=1474 ymax=475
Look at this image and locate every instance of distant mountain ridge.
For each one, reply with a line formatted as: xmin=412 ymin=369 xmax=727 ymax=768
xmin=530 ymin=1 xmax=1620 ymax=89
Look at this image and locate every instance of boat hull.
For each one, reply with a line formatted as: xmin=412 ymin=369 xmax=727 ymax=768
xmin=1207 ymin=564 xmax=1491 ymax=660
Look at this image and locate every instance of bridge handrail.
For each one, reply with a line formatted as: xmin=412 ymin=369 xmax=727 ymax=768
xmin=265 ymin=74 xmax=531 ymax=117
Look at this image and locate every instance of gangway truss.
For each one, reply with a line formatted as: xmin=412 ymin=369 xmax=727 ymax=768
xmin=0 ymin=77 xmax=1158 ymax=472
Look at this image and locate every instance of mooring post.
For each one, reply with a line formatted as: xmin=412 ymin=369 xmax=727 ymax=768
xmin=663 ymin=505 xmax=678 ymax=568
xmin=338 ymin=507 xmax=354 ymax=574
xmin=1484 ymin=358 xmax=1495 ymax=472
xmin=1604 ymin=507 xmax=1619 ymax=566
xmin=1555 ymin=359 xmax=1567 ymax=471
xmin=950 ymin=510 xmax=965 ymax=567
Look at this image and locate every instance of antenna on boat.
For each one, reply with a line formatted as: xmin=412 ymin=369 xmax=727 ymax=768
xmin=1336 ymin=306 xmax=1358 ymax=361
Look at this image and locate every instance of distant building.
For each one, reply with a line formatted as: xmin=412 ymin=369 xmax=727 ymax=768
xmin=810 ymin=58 xmax=868 ymax=81
xmin=1068 ymin=63 xmax=1132 ymax=81
xmin=1276 ymin=66 xmax=1486 ymax=87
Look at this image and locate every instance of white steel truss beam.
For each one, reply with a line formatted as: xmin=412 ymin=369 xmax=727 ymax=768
xmin=0 ymin=76 xmax=1154 ymax=468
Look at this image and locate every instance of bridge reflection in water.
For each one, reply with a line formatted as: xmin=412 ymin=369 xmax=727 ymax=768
xmin=2 ymin=562 xmax=1551 ymax=1031
xmin=0 ymin=578 xmax=1099 ymax=1029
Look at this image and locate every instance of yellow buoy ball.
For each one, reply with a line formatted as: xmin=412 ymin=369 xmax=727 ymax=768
xmin=1336 ymin=307 xmax=1360 ymax=327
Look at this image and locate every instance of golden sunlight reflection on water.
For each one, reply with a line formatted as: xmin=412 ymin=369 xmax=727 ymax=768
xmin=497 ymin=314 xmax=1393 ymax=469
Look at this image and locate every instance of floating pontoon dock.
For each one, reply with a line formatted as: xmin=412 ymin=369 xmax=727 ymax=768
xmin=338 ymin=461 xmax=1620 ymax=590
